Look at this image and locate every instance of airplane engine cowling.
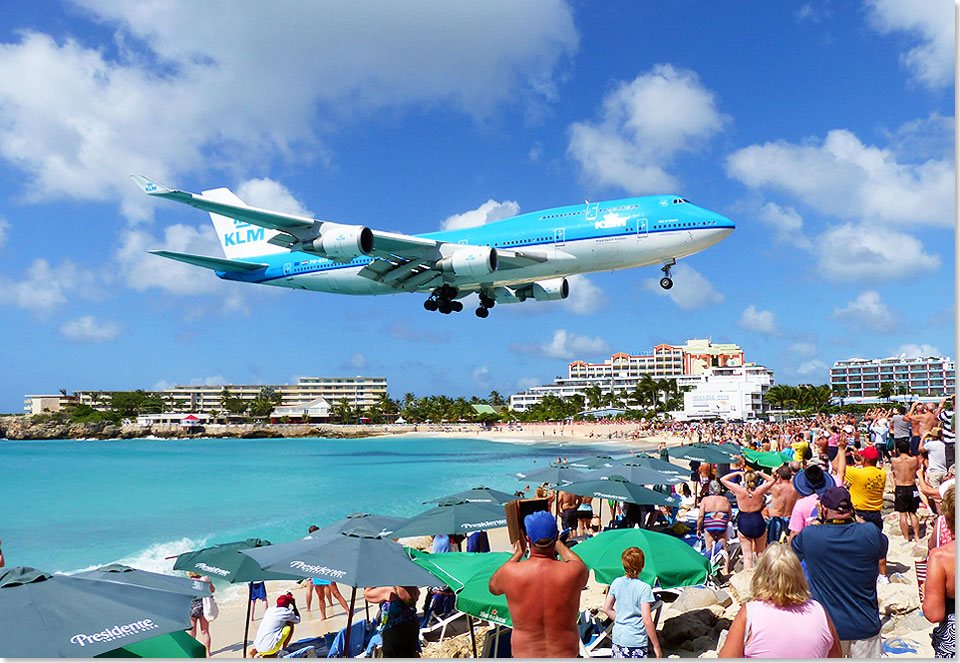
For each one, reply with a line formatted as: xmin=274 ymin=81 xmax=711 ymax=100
xmin=438 ymin=246 xmax=498 ymax=278
xmin=308 ymin=223 xmax=374 ymax=259
xmin=530 ymin=277 xmax=569 ymax=301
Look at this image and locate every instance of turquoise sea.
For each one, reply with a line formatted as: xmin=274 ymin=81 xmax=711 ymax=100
xmin=1 ymin=436 xmax=612 ymax=574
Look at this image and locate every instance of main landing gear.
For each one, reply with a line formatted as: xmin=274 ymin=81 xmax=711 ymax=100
xmin=660 ymin=259 xmax=676 ymax=290
xmin=475 ymin=293 xmax=495 ymax=318
xmin=424 ymin=285 xmax=463 ymax=314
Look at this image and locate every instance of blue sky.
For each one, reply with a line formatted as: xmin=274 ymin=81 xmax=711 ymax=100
xmin=0 ymin=1 xmax=954 ymax=411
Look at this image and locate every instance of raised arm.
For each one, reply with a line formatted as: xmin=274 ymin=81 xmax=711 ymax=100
xmin=719 ymin=471 xmax=743 ymax=495
xmin=555 ymin=539 xmax=589 ymax=588
xmin=836 ymin=437 xmax=848 ymax=481
xmin=488 ymin=540 xmax=524 ymax=595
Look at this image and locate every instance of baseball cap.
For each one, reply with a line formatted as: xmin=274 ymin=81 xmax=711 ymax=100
xmin=524 ymin=510 xmax=558 ymax=544
xmin=820 ymin=486 xmax=853 ymax=513
xmin=277 ymin=594 xmax=294 ymax=607
xmin=859 ymin=446 xmax=880 ymax=462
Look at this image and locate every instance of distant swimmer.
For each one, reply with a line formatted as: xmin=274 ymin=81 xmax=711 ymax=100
xmin=489 ymin=511 xmax=588 ymax=658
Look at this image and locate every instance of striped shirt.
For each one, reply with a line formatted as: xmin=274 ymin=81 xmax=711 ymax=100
xmin=938 ymin=407 xmax=954 ymax=444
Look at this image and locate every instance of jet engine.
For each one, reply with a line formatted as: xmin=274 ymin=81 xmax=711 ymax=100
xmin=304 ymin=223 xmax=374 ymax=259
xmin=437 ymin=246 xmax=498 ymax=278
xmin=495 ymin=277 xmax=569 ymax=303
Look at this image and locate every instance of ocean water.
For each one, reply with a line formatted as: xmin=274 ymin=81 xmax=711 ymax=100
xmin=1 ymin=436 xmax=611 ymax=575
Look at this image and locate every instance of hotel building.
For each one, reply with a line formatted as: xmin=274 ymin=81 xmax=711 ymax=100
xmin=830 ymin=356 xmax=955 ymax=398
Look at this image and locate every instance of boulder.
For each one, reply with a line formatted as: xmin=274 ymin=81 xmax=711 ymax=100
xmin=878 ymin=583 xmax=920 ymax=616
xmin=712 ymin=589 xmax=733 ymax=608
xmin=888 ymin=609 xmax=935 ymax=637
xmin=670 ymin=586 xmax=722 ymax=612
xmin=661 ymin=609 xmax=718 ymax=644
xmin=727 ymin=567 xmax=755 ymax=603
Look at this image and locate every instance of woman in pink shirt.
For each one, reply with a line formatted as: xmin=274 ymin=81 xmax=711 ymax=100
xmin=719 ymin=544 xmax=841 ymax=658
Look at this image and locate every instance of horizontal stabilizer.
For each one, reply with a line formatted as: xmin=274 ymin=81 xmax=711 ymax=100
xmin=149 ymin=250 xmax=267 ymax=272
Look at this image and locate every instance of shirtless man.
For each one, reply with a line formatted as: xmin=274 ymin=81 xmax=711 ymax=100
xmin=905 ymin=402 xmax=939 ymax=456
xmin=764 ymin=466 xmax=799 ymax=544
xmin=891 ymin=439 xmax=921 ymax=541
xmin=556 ymin=490 xmax=580 ymax=534
xmin=489 ymin=511 xmax=588 ymax=658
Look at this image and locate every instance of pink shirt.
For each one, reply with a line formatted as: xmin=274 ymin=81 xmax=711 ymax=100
xmin=743 ymin=599 xmax=833 ymax=658
xmin=788 ymin=493 xmax=819 ymax=533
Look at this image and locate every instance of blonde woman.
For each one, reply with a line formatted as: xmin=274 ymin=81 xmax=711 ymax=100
xmin=719 ymin=544 xmax=840 ymax=658
xmin=602 ymin=547 xmax=663 ymax=658
xmin=720 ymin=469 xmax=775 ymax=570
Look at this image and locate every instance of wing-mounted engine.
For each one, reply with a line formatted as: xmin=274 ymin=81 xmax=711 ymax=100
xmin=437 ymin=246 xmax=498 ymax=278
xmin=492 ymin=277 xmax=569 ymax=304
xmin=274 ymin=222 xmax=374 ymax=260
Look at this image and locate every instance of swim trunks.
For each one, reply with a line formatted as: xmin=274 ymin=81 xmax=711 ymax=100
xmin=910 ymin=436 xmax=921 ymax=456
xmin=561 ymin=508 xmax=579 ymax=530
xmin=311 ymin=578 xmax=331 ymax=586
xmin=250 ymin=581 xmax=267 ymax=601
xmin=855 ymin=509 xmax=883 ymax=530
xmin=737 ymin=511 xmax=767 ymax=539
xmin=190 ymin=598 xmax=204 ymax=619
xmin=894 ymin=485 xmax=920 ymax=513
xmin=612 ymin=642 xmax=648 ymax=658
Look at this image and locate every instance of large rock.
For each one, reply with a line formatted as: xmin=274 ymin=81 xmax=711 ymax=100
xmin=878 ymin=583 xmax=920 ymax=616
xmin=670 ymin=586 xmax=722 ymax=612
xmin=727 ymin=567 xmax=755 ymax=603
xmin=888 ymin=609 xmax=935 ymax=637
xmin=712 ymin=589 xmax=733 ymax=608
xmin=661 ymin=609 xmax=718 ymax=644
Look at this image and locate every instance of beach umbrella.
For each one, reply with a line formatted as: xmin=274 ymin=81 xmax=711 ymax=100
xmin=615 ymin=454 xmax=686 ymax=475
xmin=423 ymin=486 xmax=516 ymax=505
xmin=73 ymin=564 xmax=212 ymax=598
xmin=587 ymin=463 xmax=687 ymax=486
xmin=565 ymin=454 xmax=625 ymax=469
xmin=0 ymin=566 xmax=195 ymax=658
xmin=300 ymin=512 xmax=407 ymax=540
xmin=409 ymin=550 xmax=513 ymax=627
xmin=242 ymin=532 xmax=442 ymax=657
xmin=573 ymin=529 xmax=710 ymax=588
xmin=510 ymin=465 xmax=586 ymax=485
xmin=97 ymin=631 xmax=205 ymax=658
xmin=741 ymin=448 xmax=793 ymax=469
xmin=666 ymin=444 xmax=738 ymax=464
xmin=559 ymin=476 xmax=680 ymax=508
xmin=387 ymin=500 xmax=508 ymax=540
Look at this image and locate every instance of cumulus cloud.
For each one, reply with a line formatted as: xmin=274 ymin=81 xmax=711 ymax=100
xmin=568 ymin=64 xmax=728 ymax=193
xmin=641 ymin=263 xmax=724 ymax=310
xmin=738 ymin=305 xmax=781 ymax=335
xmin=346 ymin=352 xmax=367 ymax=370
xmin=757 ymin=202 xmax=811 ymax=249
xmin=516 ymin=376 xmax=542 ymax=391
xmin=725 ymin=128 xmax=953 ymax=227
xmin=473 ymin=365 xmax=492 ymax=389
xmin=116 ymin=223 xmax=224 ymax=295
xmin=815 ymin=223 xmax=940 ymax=282
xmin=0 ymin=258 xmax=100 ymax=314
xmin=441 ymin=199 xmax=520 ymax=231
xmin=796 ymin=359 xmax=828 ymax=377
xmin=786 ymin=341 xmax=819 ymax=358
xmin=60 ymin=315 xmax=122 ymax=343
xmin=894 ymin=343 xmax=943 ymax=358
xmin=236 ymin=178 xmax=313 ymax=217
xmin=832 ymin=290 xmax=898 ymax=333
xmin=511 ymin=329 xmax=611 ymax=360
xmin=0 ymin=2 xmax=577 ymax=220
xmin=866 ymin=0 xmax=954 ymax=89
xmin=561 ymin=274 xmax=608 ymax=315
xmin=0 ymin=218 xmax=9 ymax=249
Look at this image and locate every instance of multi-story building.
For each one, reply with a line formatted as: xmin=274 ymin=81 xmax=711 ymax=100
xmin=510 ymin=338 xmax=749 ymax=411
xmin=830 ymin=356 xmax=955 ymax=399
xmin=679 ymin=365 xmax=774 ymax=420
xmin=23 ymin=394 xmax=78 ymax=415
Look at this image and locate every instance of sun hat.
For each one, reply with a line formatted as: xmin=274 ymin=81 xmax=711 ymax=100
xmin=820 ymin=486 xmax=853 ymax=513
xmin=524 ymin=510 xmax=558 ymax=543
xmin=793 ymin=464 xmax=836 ymax=497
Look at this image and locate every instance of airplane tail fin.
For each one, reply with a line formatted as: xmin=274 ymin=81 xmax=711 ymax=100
xmin=201 ymin=187 xmax=289 ymax=260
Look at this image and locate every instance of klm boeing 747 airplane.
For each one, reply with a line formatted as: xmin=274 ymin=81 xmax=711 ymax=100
xmin=134 ymin=175 xmax=734 ymax=318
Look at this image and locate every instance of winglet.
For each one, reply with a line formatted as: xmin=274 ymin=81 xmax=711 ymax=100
xmin=131 ymin=174 xmax=173 ymax=196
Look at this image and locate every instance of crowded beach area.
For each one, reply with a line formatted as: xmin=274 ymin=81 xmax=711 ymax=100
xmin=5 ymin=406 xmax=951 ymax=659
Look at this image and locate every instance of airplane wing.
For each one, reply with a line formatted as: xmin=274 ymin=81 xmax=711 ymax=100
xmin=149 ymin=250 xmax=267 ymax=272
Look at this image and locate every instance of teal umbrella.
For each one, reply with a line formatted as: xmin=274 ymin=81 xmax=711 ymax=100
xmin=565 ymin=454 xmax=625 ymax=469
xmin=573 ymin=529 xmax=709 ymax=587
xmin=299 ymin=512 xmax=407 ymax=540
xmin=587 ymin=463 xmax=686 ymax=486
xmin=558 ymin=476 xmax=679 ymax=507
xmin=97 ymin=631 xmax=205 ymax=658
xmin=73 ymin=564 xmax=212 ymax=598
xmin=423 ymin=486 xmax=516 ymax=505
xmin=0 ymin=567 xmax=195 ymax=658
xmin=666 ymin=444 xmax=738 ymax=464
xmin=387 ymin=500 xmax=508 ymax=539
xmin=510 ymin=466 xmax=586 ymax=485
xmin=409 ymin=550 xmax=513 ymax=627
xmin=615 ymin=454 xmax=686 ymax=476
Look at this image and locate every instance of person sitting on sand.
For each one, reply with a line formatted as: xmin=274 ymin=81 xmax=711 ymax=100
xmin=923 ymin=484 xmax=955 ymax=658
xmin=602 ymin=546 xmax=663 ymax=658
xmin=720 ymin=470 xmax=775 ymax=570
xmin=719 ymin=543 xmax=841 ymax=658
xmin=250 ymin=592 xmax=300 ymax=658
xmin=489 ymin=510 xmax=588 ymax=658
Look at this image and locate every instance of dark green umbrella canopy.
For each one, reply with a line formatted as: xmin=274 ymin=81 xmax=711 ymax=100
xmin=387 ymin=500 xmax=508 ymax=539
xmin=558 ymin=476 xmax=680 ymax=507
xmin=409 ymin=550 xmax=513 ymax=626
xmin=423 ymin=486 xmax=516 ymax=505
xmin=73 ymin=564 xmax=212 ymax=598
xmin=173 ymin=539 xmax=300 ymax=583
xmin=666 ymin=444 xmax=738 ymax=464
xmin=573 ymin=529 xmax=709 ymax=587
xmin=565 ymin=454 xmax=626 ymax=469
xmin=0 ymin=566 xmax=195 ymax=658
xmin=97 ymin=631 xmax=205 ymax=658
xmin=299 ymin=512 xmax=407 ymax=541
xmin=615 ymin=453 xmax=686 ymax=476
xmin=587 ymin=463 xmax=686 ymax=486
xmin=242 ymin=531 xmax=442 ymax=588
xmin=510 ymin=465 xmax=587 ymax=485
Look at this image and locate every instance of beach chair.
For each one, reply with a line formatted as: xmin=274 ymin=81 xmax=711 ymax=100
xmin=480 ymin=626 xmax=512 ymax=658
xmin=578 ymin=610 xmax=613 ymax=658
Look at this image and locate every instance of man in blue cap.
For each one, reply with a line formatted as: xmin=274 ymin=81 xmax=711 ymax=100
xmin=489 ymin=510 xmax=588 ymax=658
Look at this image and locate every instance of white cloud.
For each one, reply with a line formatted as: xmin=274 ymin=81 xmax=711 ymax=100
xmin=116 ymin=223 xmax=223 ymax=295
xmin=473 ymin=365 xmax=492 ymax=389
xmin=738 ymin=305 xmax=781 ymax=335
xmin=725 ymin=128 xmax=953 ymax=227
xmin=512 ymin=329 xmax=611 ymax=360
xmin=0 ymin=3 xmax=577 ymax=220
xmin=561 ymin=274 xmax=608 ymax=315
xmin=757 ymin=202 xmax=811 ymax=249
xmin=832 ymin=290 xmax=898 ymax=333
xmin=516 ymin=377 xmax=542 ymax=391
xmin=796 ymin=359 xmax=828 ymax=377
xmin=442 ymin=199 xmax=520 ymax=231
xmin=815 ymin=223 xmax=940 ymax=282
xmin=346 ymin=352 xmax=367 ymax=370
xmin=866 ymin=0 xmax=954 ymax=89
xmin=189 ymin=376 xmax=227 ymax=386
xmin=236 ymin=178 xmax=313 ymax=217
xmin=0 ymin=258 xmax=100 ymax=314
xmin=786 ymin=341 xmax=819 ymax=358
xmin=641 ymin=263 xmax=724 ymax=310
xmin=568 ymin=64 xmax=728 ymax=193
xmin=894 ymin=343 xmax=943 ymax=358
xmin=60 ymin=315 xmax=122 ymax=343
xmin=0 ymin=218 xmax=9 ymax=249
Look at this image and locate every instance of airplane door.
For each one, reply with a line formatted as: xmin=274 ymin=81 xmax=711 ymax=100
xmin=554 ymin=228 xmax=565 ymax=247
xmin=283 ymin=262 xmax=293 ymax=281
xmin=585 ymin=202 xmax=599 ymax=221
xmin=636 ymin=217 xmax=648 ymax=239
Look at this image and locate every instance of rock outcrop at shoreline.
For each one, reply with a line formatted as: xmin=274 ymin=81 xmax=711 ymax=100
xmin=0 ymin=415 xmax=420 ymax=440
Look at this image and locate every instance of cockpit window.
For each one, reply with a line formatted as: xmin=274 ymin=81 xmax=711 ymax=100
xmin=672 ymin=198 xmax=689 ymax=204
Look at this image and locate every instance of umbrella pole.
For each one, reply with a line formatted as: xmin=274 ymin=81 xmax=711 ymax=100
xmin=242 ymin=582 xmax=253 ymax=658
xmin=467 ymin=615 xmax=478 ymax=658
xmin=342 ymin=586 xmax=357 ymax=658
xmin=493 ymin=624 xmax=500 ymax=658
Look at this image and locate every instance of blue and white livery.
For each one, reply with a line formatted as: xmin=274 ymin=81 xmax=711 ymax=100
xmin=133 ymin=175 xmax=734 ymax=318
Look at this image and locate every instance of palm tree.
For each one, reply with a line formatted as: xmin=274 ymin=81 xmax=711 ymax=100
xmin=584 ymin=384 xmax=604 ymax=410
xmin=878 ymin=382 xmax=894 ymax=401
xmin=487 ymin=390 xmax=505 ymax=406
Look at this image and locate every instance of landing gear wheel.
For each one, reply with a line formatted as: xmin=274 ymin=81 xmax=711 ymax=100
xmin=475 ymin=307 xmax=489 ymax=318
xmin=424 ymin=299 xmax=438 ymax=311
xmin=451 ymin=300 xmax=464 ymax=312
xmin=660 ymin=277 xmax=673 ymax=290
xmin=479 ymin=295 xmax=495 ymax=309
xmin=438 ymin=301 xmax=453 ymax=314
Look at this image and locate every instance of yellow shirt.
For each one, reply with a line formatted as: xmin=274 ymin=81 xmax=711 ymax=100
xmin=844 ymin=465 xmax=886 ymax=511
xmin=791 ymin=440 xmax=810 ymax=462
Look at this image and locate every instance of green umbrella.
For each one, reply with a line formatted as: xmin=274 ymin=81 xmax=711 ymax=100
xmin=741 ymin=448 xmax=793 ymax=469
xmin=573 ymin=529 xmax=710 ymax=587
xmin=73 ymin=564 xmax=212 ymax=598
xmin=510 ymin=466 xmax=587 ymax=485
xmin=97 ymin=631 xmax=205 ymax=658
xmin=666 ymin=444 xmax=738 ymax=464
xmin=423 ymin=486 xmax=516 ymax=506
xmin=387 ymin=500 xmax=508 ymax=539
xmin=409 ymin=550 xmax=513 ymax=627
